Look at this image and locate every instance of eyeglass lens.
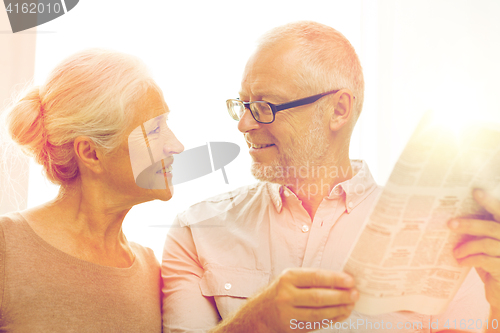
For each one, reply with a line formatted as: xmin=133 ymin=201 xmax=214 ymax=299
xmin=227 ymin=100 xmax=245 ymax=120
xmin=227 ymin=100 xmax=275 ymax=123
xmin=250 ymin=102 xmax=273 ymax=123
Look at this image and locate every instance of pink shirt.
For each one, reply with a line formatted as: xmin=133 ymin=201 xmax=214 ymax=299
xmin=162 ymin=160 xmax=489 ymax=332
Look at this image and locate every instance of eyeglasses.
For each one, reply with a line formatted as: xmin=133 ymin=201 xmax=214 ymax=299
xmin=226 ymin=89 xmax=347 ymax=124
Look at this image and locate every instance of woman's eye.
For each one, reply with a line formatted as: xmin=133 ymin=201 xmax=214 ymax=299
xmin=148 ymin=126 xmax=160 ymax=135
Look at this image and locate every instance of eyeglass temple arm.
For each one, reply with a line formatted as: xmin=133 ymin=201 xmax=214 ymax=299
xmin=274 ymin=90 xmax=340 ymax=112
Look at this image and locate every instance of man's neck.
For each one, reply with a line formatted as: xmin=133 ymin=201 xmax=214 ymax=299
xmin=287 ymin=159 xmax=354 ymax=220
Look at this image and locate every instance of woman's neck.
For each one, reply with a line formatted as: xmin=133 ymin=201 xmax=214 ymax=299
xmin=22 ymin=180 xmax=135 ymax=268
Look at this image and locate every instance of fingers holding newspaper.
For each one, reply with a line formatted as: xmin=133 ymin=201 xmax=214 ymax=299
xmin=449 ymin=189 xmax=500 ymax=312
xmin=215 ymin=268 xmax=358 ymax=333
xmin=262 ymin=268 xmax=358 ymax=332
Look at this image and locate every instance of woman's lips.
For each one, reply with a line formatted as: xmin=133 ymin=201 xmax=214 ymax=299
xmin=156 ymin=164 xmax=173 ymax=174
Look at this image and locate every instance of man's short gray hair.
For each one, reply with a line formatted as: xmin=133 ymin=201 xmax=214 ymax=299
xmin=258 ymin=21 xmax=364 ymax=120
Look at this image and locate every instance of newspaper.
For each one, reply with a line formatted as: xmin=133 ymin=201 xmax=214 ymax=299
xmin=343 ymin=112 xmax=500 ymax=315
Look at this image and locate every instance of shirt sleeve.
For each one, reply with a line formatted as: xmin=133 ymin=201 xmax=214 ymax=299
xmin=161 ymin=216 xmax=220 ymax=333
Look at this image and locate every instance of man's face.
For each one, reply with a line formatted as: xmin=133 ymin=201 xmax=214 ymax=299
xmin=238 ymin=40 xmax=330 ymax=184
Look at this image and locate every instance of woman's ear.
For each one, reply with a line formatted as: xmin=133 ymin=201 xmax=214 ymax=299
xmin=73 ymin=137 xmax=104 ymax=174
xmin=329 ymin=89 xmax=354 ymax=132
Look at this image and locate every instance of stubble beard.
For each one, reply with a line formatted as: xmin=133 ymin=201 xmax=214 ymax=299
xmin=250 ymin=111 xmax=329 ymax=185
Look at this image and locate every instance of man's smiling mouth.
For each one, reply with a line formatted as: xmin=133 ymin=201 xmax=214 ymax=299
xmin=249 ymin=143 xmax=275 ymax=149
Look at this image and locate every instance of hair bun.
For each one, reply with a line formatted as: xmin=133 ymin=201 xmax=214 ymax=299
xmin=5 ymin=86 xmax=48 ymax=158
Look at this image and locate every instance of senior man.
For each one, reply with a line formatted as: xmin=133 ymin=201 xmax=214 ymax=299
xmin=162 ymin=21 xmax=499 ymax=332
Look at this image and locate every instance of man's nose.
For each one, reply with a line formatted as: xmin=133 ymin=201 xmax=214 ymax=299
xmin=237 ymin=107 xmax=261 ymax=133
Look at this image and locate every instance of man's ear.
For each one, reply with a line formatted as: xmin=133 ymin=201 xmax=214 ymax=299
xmin=329 ymin=89 xmax=354 ymax=132
xmin=73 ymin=137 xmax=104 ymax=174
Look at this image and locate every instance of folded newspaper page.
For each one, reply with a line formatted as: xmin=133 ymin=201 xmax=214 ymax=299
xmin=343 ymin=112 xmax=500 ymax=315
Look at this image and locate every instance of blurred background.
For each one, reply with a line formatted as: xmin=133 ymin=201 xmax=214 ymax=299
xmin=1 ymin=0 xmax=500 ymax=260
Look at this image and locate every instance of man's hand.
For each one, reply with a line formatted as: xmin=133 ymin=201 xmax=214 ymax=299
xmin=214 ymin=268 xmax=358 ymax=333
xmin=261 ymin=268 xmax=358 ymax=332
xmin=449 ymin=189 xmax=500 ymax=312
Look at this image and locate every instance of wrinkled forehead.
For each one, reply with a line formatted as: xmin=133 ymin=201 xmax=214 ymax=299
xmin=135 ymin=88 xmax=169 ymax=121
xmin=240 ymin=42 xmax=308 ymax=100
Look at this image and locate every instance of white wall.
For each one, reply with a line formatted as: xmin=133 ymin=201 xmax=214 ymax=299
xmin=0 ymin=8 xmax=36 ymax=215
xmin=4 ymin=0 xmax=499 ymax=260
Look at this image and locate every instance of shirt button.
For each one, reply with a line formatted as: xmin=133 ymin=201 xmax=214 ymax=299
xmin=348 ymin=202 xmax=354 ymax=209
xmin=333 ymin=186 xmax=342 ymax=196
xmin=224 ymin=283 xmax=232 ymax=290
xmin=301 ymin=225 xmax=309 ymax=233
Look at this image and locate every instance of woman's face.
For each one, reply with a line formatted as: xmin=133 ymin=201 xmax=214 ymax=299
xmin=128 ymin=113 xmax=174 ymax=190
xmin=102 ymin=88 xmax=184 ymax=203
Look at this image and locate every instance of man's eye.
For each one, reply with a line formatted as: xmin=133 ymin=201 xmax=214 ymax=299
xmin=148 ymin=126 xmax=160 ymax=135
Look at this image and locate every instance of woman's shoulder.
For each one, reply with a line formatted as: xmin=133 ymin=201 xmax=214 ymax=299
xmin=129 ymin=242 xmax=159 ymax=267
xmin=0 ymin=212 xmax=16 ymax=222
xmin=0 ymin=212 xmax=27 ymax=254
xmin=0 ymin=212 xmax=25 ymax=231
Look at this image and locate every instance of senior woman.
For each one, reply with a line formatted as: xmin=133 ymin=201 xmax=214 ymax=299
xmin=0 ymin=49 xmax=183 ymax=332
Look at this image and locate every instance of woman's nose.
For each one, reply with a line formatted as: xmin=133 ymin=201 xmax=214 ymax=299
xmin=163 ymin=129 xmax=184 ymax=156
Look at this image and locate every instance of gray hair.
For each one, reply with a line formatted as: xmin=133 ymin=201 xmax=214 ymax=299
xmin=3 ymin=49 xmax=160 ymax=185
xmin=258 ymin=21 xmax=365 ymax=120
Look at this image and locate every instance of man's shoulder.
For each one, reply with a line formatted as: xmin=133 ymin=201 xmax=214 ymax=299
xmin=176 ymin=182 xmax=271 ymax=227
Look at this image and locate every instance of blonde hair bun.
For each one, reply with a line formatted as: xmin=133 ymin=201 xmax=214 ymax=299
xmin=6 ymin=86 xmax=47 ymax=157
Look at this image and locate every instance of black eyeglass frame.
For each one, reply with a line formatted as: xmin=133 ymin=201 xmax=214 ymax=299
xmin=228 ymin=89 xmax=353 ymax=124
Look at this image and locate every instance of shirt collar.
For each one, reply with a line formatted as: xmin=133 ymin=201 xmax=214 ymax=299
xmin=267 ymin=160 xmax=377 ymax=214
xmin=335 ymin=160 xmax=377 ymax=213
xmin=267 ymin=182 xmax=284 ymax=213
